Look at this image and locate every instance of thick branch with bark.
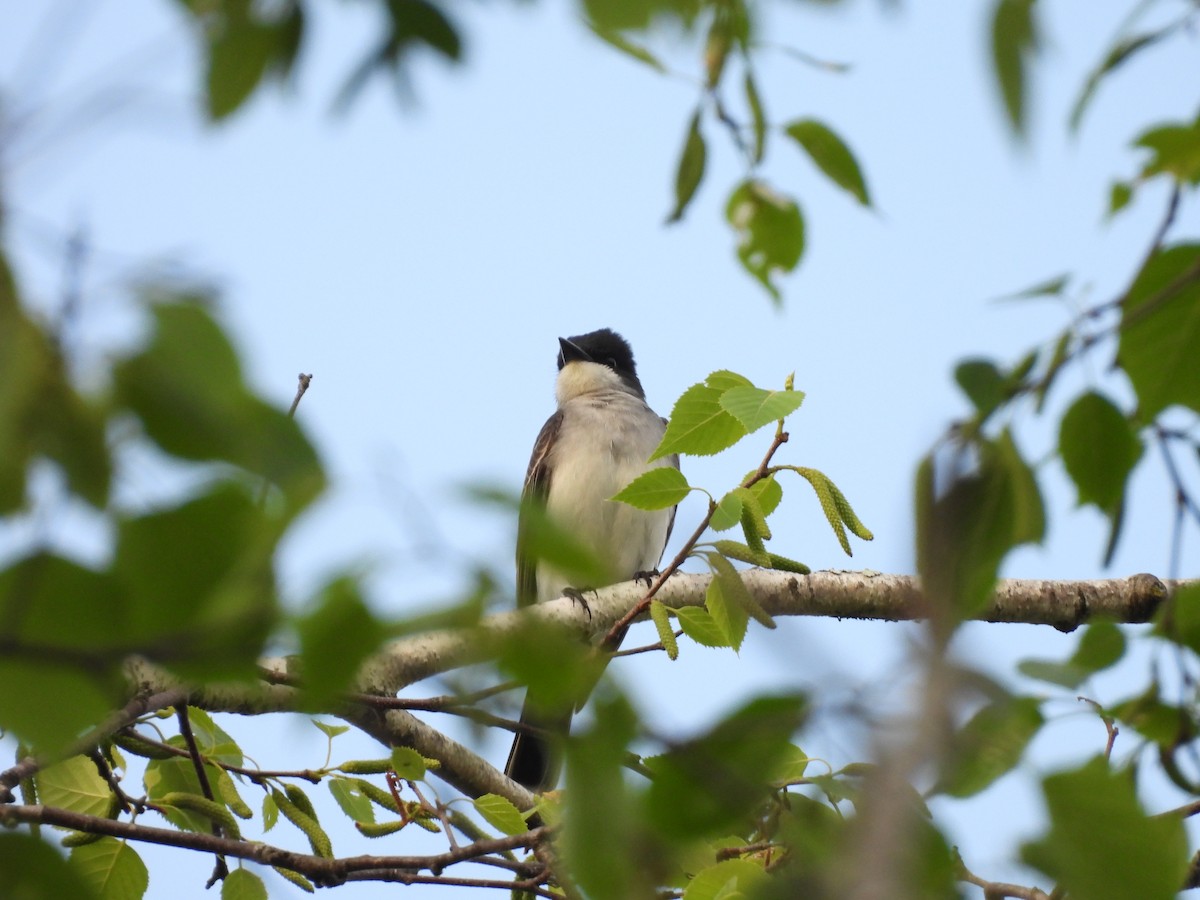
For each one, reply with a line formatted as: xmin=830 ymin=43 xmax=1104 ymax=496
xmin=112 ymin=570 xmax=1185 ymax=806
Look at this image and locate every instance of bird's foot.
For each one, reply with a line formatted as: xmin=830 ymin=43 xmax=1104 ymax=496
xmin=633 ymin=569 xmax=661 ymax=588
xmin=563 ymin=587 xmax=592 ymax=619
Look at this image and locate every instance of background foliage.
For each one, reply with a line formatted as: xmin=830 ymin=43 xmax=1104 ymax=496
xmin=1 ymin=1 xmax=1199 ymax=898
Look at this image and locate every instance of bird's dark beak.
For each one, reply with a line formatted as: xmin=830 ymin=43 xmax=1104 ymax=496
xmin=557 ymin=337 xmax=591 ymax=368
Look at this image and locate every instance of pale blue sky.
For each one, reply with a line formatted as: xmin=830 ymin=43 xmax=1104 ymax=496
xmin=3 ymin=1 xmax=1198 ymax=897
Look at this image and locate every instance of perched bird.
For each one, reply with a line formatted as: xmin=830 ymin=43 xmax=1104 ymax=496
xmin=505 ymin=328 xmax=678 ymax=791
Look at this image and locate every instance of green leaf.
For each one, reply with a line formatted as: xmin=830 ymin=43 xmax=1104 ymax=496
xmin=643 ymin=694 xmax=807 ymax=839
xmin=725 ymin=179 xmax=805 ymax=303
xmin=37 ymin=756 xmax=113 ymax=818
xmin=705 ymin=370 xmax=754 ymax=391
xmin=221 ymin=868 xmax=268 ymax=900
xmin=676 ymin=606 xmax=730 ymax=649
xmin=1108 ymin=181 xmax=1133 ymax=218
xmin=311 ymin=720 xmax=349 ymax=740
xmin=649 ymin=600 xmax=679 ymax=660
xmin=709 ymin=551 xmax=774 ymax=631
xmin=328 ymin=778 xmax=376 ymax=824
xmin=262 ymin=792 xmax=279 ymax=831
xmin=145 ymin=756 xmax=231 ymax=834
xmin=473 ymin=793 xmax=529 ymax=836
xmin=69 ymin=839 xmax=148 ymax=900
xmin=937 ymin=696 xmax=1043 ymax=797
xmin=719 ymin=386 xmax=806 ymax=433
xmin=1070 ymin=27 xmax=1173 ymax=133
xmin=297 ymin=576 xmax=387 ymax=708
xmin=1118 ymin=244 xmax=1200 ymax=417
xmin=955 ymin=359 xmax=1005 ymax=418
xmin=1018 ymin=658 xmax=1090 ymax=689
xmin=587 ymin=23 xmax=666 ymax=72
xmin=390 ymin=747 xmax=427 ymax=781
xmin=1022 ymin=757 xmax=1188 ymax=900
xmin=784 ymin=119 xmax=870 ymax=205
xmin=744 ymin=69 xmax=767 ymax=165
xmin=667 ymin=108 xmax=707 ymax=224
xmin=207 ymin=19 xmax=276 ymax=121
xmin=995 ymin=273 xmax=1071 ymax=302
xmin=709 ymin=489 xmax=744 ymax=532
xmin=1136 ymin=114 xmax=1200 ymax=185
xmin=748 ymin=474 xmax=782 ymax=517
xmin=611 ymin=466 xmax=690 ymax=510
xmin=1164 ymin=582 xmax=1200 ymax=656
xmin=653 ymin=381 xmax=747 ymax=460
xmin=683 ymin=858 xmax=767 ymax=899
xmin=995 ymin=428 xmax=1045 ymax=546
xmin=581 ymin=0 xmax=704 ymax=32
xmin=1059 ymin=391 xmax=1142 ymax=511
xmin=1071 ymin=620 xmax=1126 ymax=672
xmin=563 ymin=693 xmax=644 ymax=898
xmin=114 ymin=301 xmax=324 ymax=516
xmin=990 ymin=0 xmax=1038 ymax=136
xmin=0 ymin=832 xmax=100 ymax=900
xmin=113 ymin=485 xmax=278 ymax=680
xmin=705 ymin=565 xmax=749 ymax=651
xmin=916 ymin=438 xmax=1032 ymax=624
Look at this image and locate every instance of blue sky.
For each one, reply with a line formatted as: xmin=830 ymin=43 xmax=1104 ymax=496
xmin=3 ymin=1 xmax=1199 ymax=897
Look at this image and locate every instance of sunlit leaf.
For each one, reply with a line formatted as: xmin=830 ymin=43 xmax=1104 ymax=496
xmin=221 ymin=868 xmax=268 ymax=900
xmin=612 ymin=466 xmax=690 ymax=510
xmin=653 ymin=381 xmax=747 ymax=460
xmin=473 ymin=793 xmax=528 ymax=836
xmin=719 ymin=386 xmax=805 ymax=433
xmin=70 ymin=839 xmax=149 ymax=900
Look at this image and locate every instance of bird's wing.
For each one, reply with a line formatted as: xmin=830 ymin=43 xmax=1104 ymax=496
xmin=516 ymin=410 xmax=562 ymax=608
xmin=660 ymin=419 xmax=680 ymax=563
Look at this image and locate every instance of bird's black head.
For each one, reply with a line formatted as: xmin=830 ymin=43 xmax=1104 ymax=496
xmin=557 ymin=328 xmax=645 ymax=398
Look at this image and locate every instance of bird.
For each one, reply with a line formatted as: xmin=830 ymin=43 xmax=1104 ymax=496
xmin=504 ymin=328 xmax=678 ymax=792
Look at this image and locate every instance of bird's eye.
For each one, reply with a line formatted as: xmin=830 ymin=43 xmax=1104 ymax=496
xmin=604 ymin=357 xmax=618 ymax=369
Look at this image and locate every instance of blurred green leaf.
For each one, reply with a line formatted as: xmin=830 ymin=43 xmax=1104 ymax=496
xmin=995 ymin=273 xmax=1070 ymax=302
xmin=1163 ymin=582 xmax=1200 ymax=656
xmin=114 ymin=301 xmax=324 ymax=515
xmin=0 ymin=832 xmax=100 ymax=900
xmin=683 ymin=858 xmax=767 ymax=899
xmin=335 ymin=0 xmax=462 ymax=110
xmin=1108 ymin=180 xmax=1133 ymax=218
xmin=990 ymin=0 xmax=1038 ymax=135
xmin=643 ymin=694 xmax=807 ymax=839
xmin=653 ymin=381 xmax=747 ymax=460
xmin=1022 ymin=757 xmax=1187 ymax=900
xmin=564 ymin=693 xmax=646 ymax=899
xmin=725 ymin=179 xmax=805 ymax=303
xmin=745 ymin=70 xmax=767 ymax=165
xmin=581 ymin=0 xmax=704 ymax=32
xmin=1072 ymin=620 xmax=1126 ymax=672
xmin=667 ymin=108 xmax=707 ymax=223
xmin=473 ymin=793 xmax=528 ymax=836
xmin=937 ymin=696 xmax=1043 ymax=797
xmin=1070 ymin=27 xmax=1173 ymax=133
xmin=612 ymin=466 xmax=690 ymax=510
xmin=0 ymin=657 xmax=120 ymax=752
xmin=221 ymin=867 xmax=267 ymax=900
xmin=70 ymin=838 xmax=148 ymax=900
xmin=784 ymin=118 xmax=870 ymax=205
xmin=587 ymin=24 xmax=665 ymax=72
xmin=1118 ymin=243 xmax=1200 ymax=417
xmin=113 ymin=484 xmax=277 ymax=679
xmin=1136 ymin=113 xmax=1200 ymax=185
xmin=207 ymin=18 xmax=277 ymax=120
xmin=955 ymin=359 xmax=1005 ymax=418
xmin=296 ymin=576 xmax=386 ymax=708
xmin=719 ymin=385 xmax=805 ymax=433
xmin=916 ymin=434 xmax=1043 ymax=624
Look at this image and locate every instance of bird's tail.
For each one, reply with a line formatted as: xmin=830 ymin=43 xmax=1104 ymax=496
xmin=505 ymin=696 xmax=572 ymax=792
